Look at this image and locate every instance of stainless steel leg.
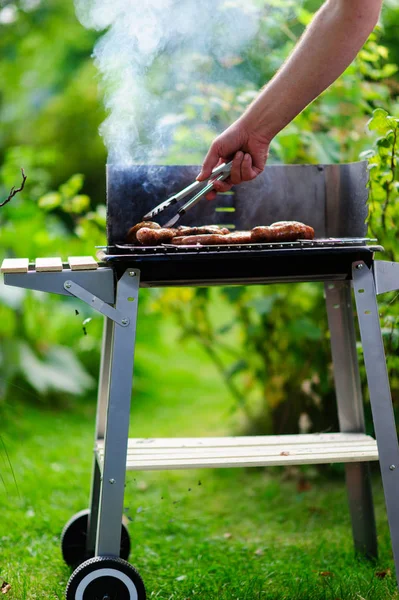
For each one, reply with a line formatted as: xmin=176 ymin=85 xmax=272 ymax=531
xmin=95 ymin=269 xmax=141 ymax=556
xmin=87 ymin=317 xmax=114 ymax=555
xmin=325 ymin=282 xmax=377 ymax=558
xmin=353 ymin=262 xmax=399 ymax=580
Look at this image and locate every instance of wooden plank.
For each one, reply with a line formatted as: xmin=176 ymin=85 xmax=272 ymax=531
xmin=1 ymin=258 xmax=29 ymax=274
xmin=68 ymin=256 xmax=98 ymax=271
xmin=35 ymin=257 xmax=63 ymax=272
xmin=123 ymin=443 xmax=377 ymax=459
xmin=120 ymin=432 xmax=375 ymax=449
xmin=96 ymin=433 xmax=379 ymax=472
xmin=121 ymin=451 xmax=379 ymax=472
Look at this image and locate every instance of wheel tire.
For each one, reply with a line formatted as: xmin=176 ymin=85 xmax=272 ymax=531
xmin=66 ymin=556 xmax=146 ymax=600
xmin=61 ymin=509 xmax=131 ymax=569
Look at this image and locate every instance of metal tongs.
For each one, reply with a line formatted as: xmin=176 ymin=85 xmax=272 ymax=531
xmin=143 ymin=161 xmax=233 ymax=228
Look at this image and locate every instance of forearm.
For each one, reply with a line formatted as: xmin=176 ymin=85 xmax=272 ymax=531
xmin=242 ymin=0 xmax=383 ymax=140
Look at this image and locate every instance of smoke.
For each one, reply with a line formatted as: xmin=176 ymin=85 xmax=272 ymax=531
xmin=74 ymin=0 xmax=261 ymax=165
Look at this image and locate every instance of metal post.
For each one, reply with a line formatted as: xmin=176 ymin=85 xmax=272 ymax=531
xmin=95 ymin=317 xmax=114 ymax=441
xmin=325 ymin=281 xmax=377 ymax=558
xmin=87 ymin=316 xmax=114 ymax=556
xmin=95 ymin=269 xmax=141 ymax=557
xmin=353 ymin=262 xmax=399 ymax=583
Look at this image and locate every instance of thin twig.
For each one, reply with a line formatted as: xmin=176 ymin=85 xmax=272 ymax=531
xmin=382 ymin=128 xmax=397 ymax=233
xmin=0 ymin=168 xmax=27 ymax=208
xmin=0 ymin=436 xmax=20 ymax=500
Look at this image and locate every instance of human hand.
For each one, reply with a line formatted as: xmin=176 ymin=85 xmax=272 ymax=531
xmin=196 ymin=118 xmax=271 ymax=200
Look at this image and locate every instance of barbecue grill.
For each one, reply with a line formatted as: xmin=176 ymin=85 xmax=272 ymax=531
xmin=3 ymin=161 xmax=399 ymax=599
xmin=103 ymin=161 xmax=379 ymax=285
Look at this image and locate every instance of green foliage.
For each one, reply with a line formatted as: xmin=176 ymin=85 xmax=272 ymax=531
xmin=1 ymin=1 xmax=399 ymax=432
xmin=365 ymin=108 xmax=399 ymax=262
xmin=0 ymin=156 xmax=105 ymax=403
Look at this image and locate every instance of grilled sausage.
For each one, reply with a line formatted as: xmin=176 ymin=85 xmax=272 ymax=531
xmin=136 ymin=227 xmax=178 ymax=245
xmin=251 ymin=222 xmax=314 ymax=243
xmin=176 ymin=226 xmax=230 ymax=236
xmin=127 ymin=221 xmax=161 ymax=244
xmin=135 ymin=225 xmax=230 ymax=245
xmin=172 ymin=232 xmax=253 ymax=246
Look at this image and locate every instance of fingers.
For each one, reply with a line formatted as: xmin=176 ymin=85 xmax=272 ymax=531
xmin=230 ymin=151 xmax=243 ymax=185
xmin=230 ymin=152 xmax=260 ymax=184
xmin=241 ymin=153 xmax=257 ymax=181
xmin=197 ymin=143 xmax=220 ymax=181
xmin=205 ymin=179 xmax=232 ymax=200
xmin=204 ymin=150 xmax=259 ymax=200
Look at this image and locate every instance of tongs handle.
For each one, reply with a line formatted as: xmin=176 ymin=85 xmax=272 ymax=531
xmin=143 ymin=161 xmax=232 ymax=221
xmin=176 ymin=173 xmax=227 ymax=215
xmin=163 ymin=164 xmax=233 ymax=228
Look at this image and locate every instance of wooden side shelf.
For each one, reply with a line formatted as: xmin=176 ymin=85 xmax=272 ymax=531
xmin=96 ymin=433 xmax=379 ymax=472
xmin=0 ymin=256 xmax=98 ymax=274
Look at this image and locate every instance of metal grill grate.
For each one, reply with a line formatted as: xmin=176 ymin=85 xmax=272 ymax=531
xmin=102 ymin=237 xmax=380 ymax=257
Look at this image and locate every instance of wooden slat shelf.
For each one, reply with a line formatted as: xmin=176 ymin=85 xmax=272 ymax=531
xmin=96 ymin=433 xmax=378 ymax=472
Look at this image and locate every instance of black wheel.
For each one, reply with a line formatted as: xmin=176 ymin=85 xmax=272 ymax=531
xmin=61 ymin=509 xmax=131 ymax=569
xmin=66 ymin=556 xmax=146 ymax=600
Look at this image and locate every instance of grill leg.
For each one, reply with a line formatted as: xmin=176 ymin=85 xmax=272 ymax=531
xmin=325 ymin=281 xmax=377 ymax=558
xmin=94 ymin=269 xmax=141 ymax=557
xmin=87 ymin=316 xmax=114 ymax=556
xmin=353 ymin=262 xmax=399 ymax=584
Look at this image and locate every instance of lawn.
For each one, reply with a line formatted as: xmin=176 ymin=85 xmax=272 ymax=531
xmin=0 ymin=318 xmax=397 ymax=599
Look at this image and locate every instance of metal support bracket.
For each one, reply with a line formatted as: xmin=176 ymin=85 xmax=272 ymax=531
xmin=4 ymin=267 xmax=115 ymax=304
xmin=63 ymin=280 xmax=129 ymax=327
xmin=373 ymin=261 xmax=399 ymax=295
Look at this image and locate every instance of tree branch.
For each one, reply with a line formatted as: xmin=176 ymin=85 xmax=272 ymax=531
xmin=0 ymin=168 xmax=27 ymax=208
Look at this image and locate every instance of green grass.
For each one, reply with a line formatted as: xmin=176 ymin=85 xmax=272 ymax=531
xmin=0 ymin=321 xmax=397 ymax=599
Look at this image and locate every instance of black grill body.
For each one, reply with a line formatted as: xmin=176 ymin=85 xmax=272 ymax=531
xmin=101 ymin=241 xmax=381 ymax=287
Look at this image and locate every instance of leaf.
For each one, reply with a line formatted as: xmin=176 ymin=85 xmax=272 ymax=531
xmin=375 ymin=568 xmax=391 ymax=579
xmin=359 ymin=150 xmax=376 ymax=160
xmin=222 ymin=286 xmax=246 ymax=303
xmin=38 ymin=192 xmax=62 ymax=211
xmin=249 ymin=296 xmax=276 ymax=316
xmin=297 ymin=477 xmax=312 ymax=493
xmin=217 ymin=321 xmax=235 ymax=335
xmin=63 ymin=194 xmax=91 ymax=214
xmin=287 ymin=318 xmax=322 ymax=341
xmin=225 ymin=359 xmax=248 ymax=379
xmin=296 ymin=8 xmax=313 ymax=25
xmin=18 ymin=343 xmax=94 ymax=395
xmin=1 ymin=582 xmax=11 ymax=594
xmin=59 ymin=174 xmax=84 ymax=200
xmin=367 ymin=108 xmax=393 ymax=135
xmin=380 ymin=63 xmax=398 ymax=78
